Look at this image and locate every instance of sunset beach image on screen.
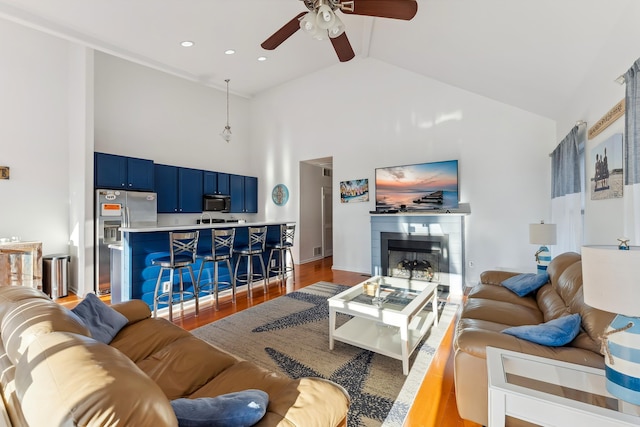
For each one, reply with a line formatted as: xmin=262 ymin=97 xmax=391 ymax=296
xmin=375 ymin=160 xmax=459 ymax=211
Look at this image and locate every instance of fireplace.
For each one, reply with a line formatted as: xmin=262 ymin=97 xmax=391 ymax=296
xmin=371 ymin=214 xmax=464 ymax=295
xmin=381 ymin=232 xmax=449 ymax=285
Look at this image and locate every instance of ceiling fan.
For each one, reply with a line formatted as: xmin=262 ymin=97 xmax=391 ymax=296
xmin=261 ymin=0 xmax=418 ymax=62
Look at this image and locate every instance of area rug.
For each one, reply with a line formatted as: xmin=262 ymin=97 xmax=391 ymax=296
xmin=192 ymin=281 xmax=457 ymax=427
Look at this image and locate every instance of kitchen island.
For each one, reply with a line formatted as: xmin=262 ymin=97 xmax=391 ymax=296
xmin=118 ymin=221 xmax=294 ymax=309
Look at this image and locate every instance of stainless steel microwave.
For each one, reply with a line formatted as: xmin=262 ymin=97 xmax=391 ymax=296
xmin=203 ymin=194 xmax=231 ymax=212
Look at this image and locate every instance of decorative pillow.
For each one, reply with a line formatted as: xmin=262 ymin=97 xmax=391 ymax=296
xmin=71 ymin=293 xmax=128 ymax=344
xmin=502 ymin=313 xmax=582 ymax=346
xmin=171 ymin=390 xmax=269 ymax=427
xmin=501 ymin=272 xmax=549 ymax=297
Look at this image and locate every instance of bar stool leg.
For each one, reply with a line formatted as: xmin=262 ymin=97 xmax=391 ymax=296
xmin=168 ymin=269 xmax=174 ymax=322
xmin=227 ymin=259 xmax=236 ymax=303
xmin=188 ymin=265 xmax=198 ymax=315
xmin=153 ymin=267 xmax=163 ymax=318
xmin=259 ymin=255 xmax=268 ymax=294
xmin=213 ymin=262 xmax=220 ymax=310
xmin=280 ymin=248 xmax=286 ymax=285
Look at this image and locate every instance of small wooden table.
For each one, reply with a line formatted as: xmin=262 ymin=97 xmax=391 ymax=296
xmin=0 ymin=241 xmax=42 ymax=289
xmin=328 ymin=276 xmax=438 ymax=375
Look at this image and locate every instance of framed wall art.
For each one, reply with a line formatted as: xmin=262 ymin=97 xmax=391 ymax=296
xmin=590 ymin=133 xmax=623 ymax=200
xmin=340 ymin=179 xmax=369 ymax=203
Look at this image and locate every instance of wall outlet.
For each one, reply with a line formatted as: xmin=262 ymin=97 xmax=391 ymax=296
xmin=468 ymin=260 xmax=475 ymax=268
xmin=270 ymin=259 xmax=277 ymax=268
xmin=162 ymin=281 xmax=171 ymax=293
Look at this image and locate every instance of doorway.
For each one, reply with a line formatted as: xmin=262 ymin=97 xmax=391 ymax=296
xmin=322 ymin=185 xmax=333 ymax=256
xmin=299 ymin=157 xmax=333 ymax=263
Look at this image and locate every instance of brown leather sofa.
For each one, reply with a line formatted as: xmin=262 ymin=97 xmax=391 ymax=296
xmin=453 ymin=252 xmax=615 ymax=426
xmin=0 ymin=286 xmax=349 ymax=427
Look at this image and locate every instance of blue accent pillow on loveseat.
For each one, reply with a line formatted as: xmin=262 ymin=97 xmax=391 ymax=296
xmin=501 ymin=272 xmax=549 ymax=297
xmin=502 ymin=313 xmax=582 ymax=346
xmin=171 ymin=390 xmax=269 ymax=427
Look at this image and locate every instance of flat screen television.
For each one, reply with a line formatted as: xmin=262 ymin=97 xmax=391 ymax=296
xmin=375 ymin=160 xmax=459 ymax=211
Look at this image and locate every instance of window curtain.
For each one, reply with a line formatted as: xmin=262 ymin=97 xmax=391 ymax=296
xmin=624 ymin=58 xmax=640 ymax=244
xmin=551 ymin=125 xmax=584 ymax=254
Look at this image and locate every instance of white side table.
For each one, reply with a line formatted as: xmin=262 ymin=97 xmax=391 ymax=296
xmin=486 ymin=347 xmax=640 ymax=427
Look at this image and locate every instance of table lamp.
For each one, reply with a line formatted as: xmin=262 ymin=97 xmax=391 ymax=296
xmin=529 ymin=221 xmax=557 ymax=273
xmin=582 ymin=245 xmax=640 ymax=405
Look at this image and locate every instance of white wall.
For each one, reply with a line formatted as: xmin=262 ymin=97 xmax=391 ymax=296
xmin=94 ymin=53 xmax=252 ymax=178
xmin=0 ymin=19 xmax=72 ymax=255
xmin=251 ymin=58 xmax=557 ymax=282
xmin=555 ymin=1 xmax=640 ymax=246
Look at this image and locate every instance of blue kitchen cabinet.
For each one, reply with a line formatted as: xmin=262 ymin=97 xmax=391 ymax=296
xmin=203 ymin=171 xmax=230 ymax=195
xmin=179 ymin=167 xmax=203 ymax=213
xmin=95 ymin=152 xmax=154 ymax=191
xmin=217 ymin=173 xmax=230 ymax=195
xmin=203 ymin=171 xmax=218 ymax=195
xmin=230 ymin=174 xmax=258 ymax=213
xmin=155 ymin=165 xmax=203 ymax=213
xmin=244 ymin=176 xmax=258 ymax=213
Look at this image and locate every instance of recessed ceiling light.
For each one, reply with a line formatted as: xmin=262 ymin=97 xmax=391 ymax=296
xmin=180 ymin=41 xmax=195 ymax=47
xmin=257 ymin=56 xmax=267 ymax=62
xmin=225 ymin=49 xmax=236 ymax=55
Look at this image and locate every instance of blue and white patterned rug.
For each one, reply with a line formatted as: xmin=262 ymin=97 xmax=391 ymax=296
xmin=192 ymin=281 xmax=456 ymax=427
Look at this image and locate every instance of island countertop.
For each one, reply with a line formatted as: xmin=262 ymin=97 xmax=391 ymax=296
xmin=121 ymin=220 xmax=295 ymax=233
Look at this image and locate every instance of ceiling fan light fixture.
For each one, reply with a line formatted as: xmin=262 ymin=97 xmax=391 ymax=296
xmin=328 ymin=14 xmax=345 ymax=38
xmin=300 ymin=12 xmax=317 ymax=34
xmin=316 ymin=4 xmax=336 ymax=29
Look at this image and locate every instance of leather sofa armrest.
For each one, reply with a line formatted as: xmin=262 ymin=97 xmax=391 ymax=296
xmin=110 ymin=299 xmax=152 ymax=325
xmin=479 ymin=270 xmax=521 ymax=286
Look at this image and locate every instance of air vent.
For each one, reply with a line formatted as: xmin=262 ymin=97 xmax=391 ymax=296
xmin=322 ymin=168 xmax=332 ymax=177
xmin=314 ymin=247 xmax=322 ymax=256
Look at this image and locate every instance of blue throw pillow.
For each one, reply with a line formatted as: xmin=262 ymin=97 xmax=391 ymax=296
xmin=71 ymin=293 xmax=128 ymax=344
xmin=171 ymin=390 xmax=269 ymax=427
xmin=502 ymin=313 xmax=582 ymax=346
xmin=501 ymin=272 xmax=549 ymax=297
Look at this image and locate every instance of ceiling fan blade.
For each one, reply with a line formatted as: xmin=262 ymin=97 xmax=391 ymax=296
xmin=342 ymin=0 xmax=418 ymax=20
xmin=330 ymin=32 xmax=355 ymax=62
xmin=261 ymin=12 xmax=307 ymax=50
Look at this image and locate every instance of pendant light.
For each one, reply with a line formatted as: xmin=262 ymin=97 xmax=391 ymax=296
xmin=220 ymin=79 xmax=232 ymax=143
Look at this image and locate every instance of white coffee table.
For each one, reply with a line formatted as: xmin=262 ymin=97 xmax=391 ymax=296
xmin=328 ymin=276 xmax=438 ymax=375
xmin=487 ymin=346 xmax=640 ymax=427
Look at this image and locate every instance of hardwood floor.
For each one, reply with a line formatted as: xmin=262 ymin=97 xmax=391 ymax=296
xmin=58 ymin=256 xmax=479 ymax=427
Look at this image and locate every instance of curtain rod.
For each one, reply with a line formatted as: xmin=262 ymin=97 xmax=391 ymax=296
xmin=548 ymin=121 xmax=586 ymax=157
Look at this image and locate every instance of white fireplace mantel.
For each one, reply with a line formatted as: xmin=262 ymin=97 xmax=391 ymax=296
xmin=370 ymin=213 xmax=466 ymax=297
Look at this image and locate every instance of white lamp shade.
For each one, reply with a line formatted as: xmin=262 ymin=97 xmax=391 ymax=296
xmin=582 ymin=245 xmax=640 ymax=317
xmin=529 ymin=223 xmax=557 ymax=245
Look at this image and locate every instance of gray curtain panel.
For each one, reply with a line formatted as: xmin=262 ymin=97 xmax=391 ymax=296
xmin=625 ymin=58 xmax=640 ymax=186
xmin=551 ymin=126 xmax=582 ymax=198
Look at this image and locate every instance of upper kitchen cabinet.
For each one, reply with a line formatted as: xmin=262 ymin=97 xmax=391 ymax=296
xmin=229 ymin=175 xmax=258 ymax=214
xmin=155 ymin=164 xmax=203 ymax=213
xmin=95 ymin=152 xmax=155 ymax=191
xmin=203 ymin=171 xmax=231 ymax=195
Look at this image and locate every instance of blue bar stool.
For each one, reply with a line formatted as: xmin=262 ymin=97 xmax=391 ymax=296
xmin=196 ymin=228 xmax=236 ymax=310
xmin=267 ymin=224 xmax=296 ymax=285
xmin=233 ymin=226 xmax=267 ymax=298
xmin=152 ymin=231 xmax=199 ymax=321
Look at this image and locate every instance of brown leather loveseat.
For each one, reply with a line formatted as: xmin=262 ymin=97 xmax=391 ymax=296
xmin=453 ymin=252 xmax=615 ymax=426
xmin=0 ymin=286 xmax=349 ymax=426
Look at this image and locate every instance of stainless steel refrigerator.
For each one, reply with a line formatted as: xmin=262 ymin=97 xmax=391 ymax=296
xmin=95 ymin=189 xmax=157 ymax=295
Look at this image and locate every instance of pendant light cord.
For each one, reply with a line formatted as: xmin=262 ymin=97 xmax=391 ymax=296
xmin=225 ymin=79 xmax=230 ymax=127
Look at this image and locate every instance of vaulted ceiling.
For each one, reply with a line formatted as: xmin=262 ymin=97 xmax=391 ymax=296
xmin=1 ymin=0 xmax=639 ymax=121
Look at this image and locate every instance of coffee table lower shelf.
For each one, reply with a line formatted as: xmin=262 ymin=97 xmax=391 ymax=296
xmin=330 ymin=310 xmax=435 ymax=375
